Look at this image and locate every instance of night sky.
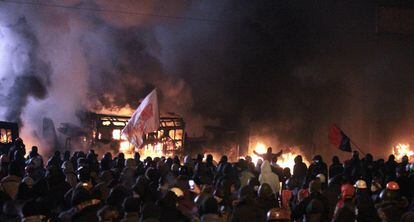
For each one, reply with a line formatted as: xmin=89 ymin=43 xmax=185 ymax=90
xmin=0 ymin=1 xmax=414 ymax=158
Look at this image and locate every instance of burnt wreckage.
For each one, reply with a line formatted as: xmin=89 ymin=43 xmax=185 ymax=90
xmin=0 ymin=121 xmax=19 ymax=153
xmin=60 ymin=112 xmax=185 ymax=155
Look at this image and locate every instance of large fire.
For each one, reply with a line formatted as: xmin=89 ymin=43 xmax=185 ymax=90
xmin=250 ymin=142 xmax=309 ymax=170
xmin=393 ymin=143 xmax=414 ymax=161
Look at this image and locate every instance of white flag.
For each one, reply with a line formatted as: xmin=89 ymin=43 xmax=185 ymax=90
xmin=122 ymin=89 xmax=159 ymax=147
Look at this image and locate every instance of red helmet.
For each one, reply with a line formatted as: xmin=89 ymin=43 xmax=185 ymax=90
xmin=386 ymin=181 xmax=400 ymax=190
xmin=341 ymin=184 xmax=355 ymax=198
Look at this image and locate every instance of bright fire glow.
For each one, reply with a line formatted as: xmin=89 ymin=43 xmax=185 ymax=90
xmin=139 ymin=143 xmax=165 ymax=158
xmin=250 ymin=142 xmax=309 ymax=171
xmin=393 ymin=143 xmax=414 ymax=161
xmin=112 ymin=129 xmax=121 ymax=140
xmin=119 ymin=140 xmax=134 ymax=158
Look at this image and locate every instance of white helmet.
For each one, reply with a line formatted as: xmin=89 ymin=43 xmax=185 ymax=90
xmin=354 ymin=180 xmax=367 ymax=189
xmin=316 ymin=174 xmax=326 ymax=183
xmin=170 ymin=187 xmax=184 ymax=197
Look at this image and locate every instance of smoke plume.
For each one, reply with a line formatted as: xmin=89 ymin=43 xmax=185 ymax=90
xmin=0 ymin=1 xmax=413 ymax=159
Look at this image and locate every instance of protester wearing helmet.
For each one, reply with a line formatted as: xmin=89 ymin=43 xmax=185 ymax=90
xmin=291 ymin=180 xmax=329 ymax=221
xmin=332 ymin=184 xmax=356 ymax=222
xmin=354 ymin=179 xmax=381 ymax=222
xmin=267 ymin=208 xmax=290 ymax=222
xmin=377 ymin=181 xmax=409 ymax=222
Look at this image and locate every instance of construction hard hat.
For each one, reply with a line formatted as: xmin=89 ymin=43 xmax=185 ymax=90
xmin=316 ymin=174 xmax=326 ymax=183
xmin=386 ymin=181 xmax=400 ymax=190
xmin=341 ymin=184 xmax=355 ymax=198
xmin=354 ymin=180 xmax=367 ymax=189
xmin=267 ymin=208 xmax=290 ymax=221
xmin=379 ymin=189 xmax=401 ymax=201
xmin=170 ymin=187 xmax=184 ymax=197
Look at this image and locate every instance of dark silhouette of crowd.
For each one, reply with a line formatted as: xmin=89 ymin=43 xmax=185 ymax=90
xmin=1 ymin=139 xmax=414 ymax=222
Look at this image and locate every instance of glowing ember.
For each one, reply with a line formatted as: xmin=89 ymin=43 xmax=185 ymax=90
xmin=250 ymin=142 xmax=309 ymax=170
xmin=393 ymin=143 xmax=414 ymax=161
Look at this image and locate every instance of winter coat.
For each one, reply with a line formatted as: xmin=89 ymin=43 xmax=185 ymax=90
xmin=239 ymin=170 xmax=255 ymax=187
xmin=293 ymin=161 xmax=308 ymax=183
xmin=63 ymin=171 xmax=77 ymax=188
xmin=355 ymin=191 xmax=381 ymax=222
xmin=329 ymin=163 xmax=343 ymax=179
xmin=230 ymin=199 xmax=266 ymax=222
xmin=291 ymin=192 xmax=329 ymax=222
xmin=332 ymin=199 xmax=356 ymax=222
xmin=259 ymin=161 xmax=280 ymax=194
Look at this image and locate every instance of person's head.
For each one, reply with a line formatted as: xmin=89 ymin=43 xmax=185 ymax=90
xmin=201 ymin=196 xmax=219 ymax=216
xmin=267 ymin=147 xmax=272 ymax=153
xmin=316 ymin=174 xmax=326 ymax=184
xmin=123 ymin=197 xmax=140 ymax=213
xmin=258 ymin=183 xmax=273 ymax=199
xmin=238 ymin=185 xmax=254 ymax=202
xmin=133 ymin=152 xmax=140 ymax=161
xmin=197 ymin=154 xmax=203 ymax=162
xmin=140 ymin=203 xmax=161 ymax=221
xmin=294 ymin=155 xmax=303 ymax=164
xmin=71 ymin=187 xmax=91 ymax=207
xmin=21 ymin=199 xmax=48 ymax=220
xmin=341 ymin=184 xmax=355 ymax=199
xmin=379 ymin=181 xmax=402 ymax=202
xmin=309 ymin=180 xmax=322 ymax=194
xmin=247 ymin=177 xmax=260 ymax=192
xmin=98 ymin=205 xmax=119 ymax=222
xmin=388 ymin=154 xmax=395 ymax=162
xmin=402 ymin=155 xmax=409 ymax=164
xmin=106 ymin=185 xmax=129 ymax=207
xmin=206 ymin=154 xmax=213 ymax=163
xmin=352 ymin=151 xmax=359 ymax=159
xmin=332 ymin=156 xmax=340 ymax=164
xmin=31 ymin=146 xmax=38 ymax=154
xmin=160 ymin=191 xmax=179 ymax=209
xmin=220 ymin=155 xmax=228 ymax=164
xmin=312 ymin=155 xmax=322 ymax=164
xmin=365 ymin=153 xmax=373 ymax=162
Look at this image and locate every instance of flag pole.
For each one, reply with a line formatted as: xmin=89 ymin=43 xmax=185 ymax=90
xmin=336 ymin=124 xmax=366 ymax=156
xmin=347 ymin=134 xmax=366 ymax=156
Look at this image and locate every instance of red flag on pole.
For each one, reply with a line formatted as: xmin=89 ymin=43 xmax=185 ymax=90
xmin=122 ymin=89 xmax=159 ymax=147
xmin=329 ymin=124 xmax=352 ymax=152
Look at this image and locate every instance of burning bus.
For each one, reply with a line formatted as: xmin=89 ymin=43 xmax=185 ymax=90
xmin=87 ymin=112 xmax=185 ymax=157
xmin=0 ymin=121 xmax=19 ymax=153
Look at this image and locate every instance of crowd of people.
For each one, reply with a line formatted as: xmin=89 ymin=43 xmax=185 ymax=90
xmin=0 ymin=139 xmax=414 ymax=222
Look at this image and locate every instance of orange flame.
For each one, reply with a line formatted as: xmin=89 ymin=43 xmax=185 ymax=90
xmin=139 ymin=143 xmax=165 ymax=159
xmin=250 ymin=142 xmax=309 ymax=170
xmin=393 ymin=143 xmax=414 ymax=161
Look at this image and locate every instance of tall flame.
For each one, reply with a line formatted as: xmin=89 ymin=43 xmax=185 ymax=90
xmin=393 ymin=143 xmax=414 ymax=161
xmin=250 ymin=142 xmax=309 ymax=171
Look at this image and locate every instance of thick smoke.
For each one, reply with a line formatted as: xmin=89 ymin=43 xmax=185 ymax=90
xmin=0 ymin=17 xmax=50 ymax=125
xmin=0 ymin=1 xmax=413 ymax=158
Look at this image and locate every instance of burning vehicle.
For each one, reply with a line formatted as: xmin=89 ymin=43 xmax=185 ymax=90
xmin=74 ymin=112 xmax=185 ymax=157
xmin=0 ymin=121 xmax=19 ymax=153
